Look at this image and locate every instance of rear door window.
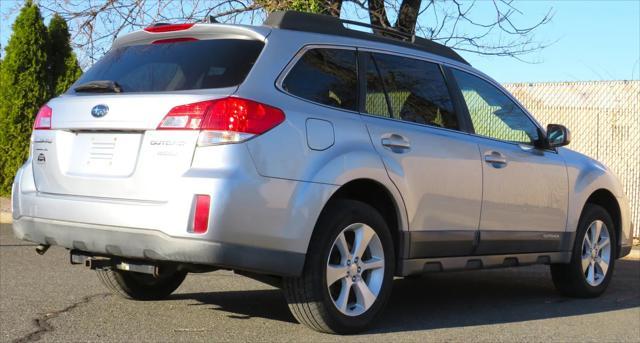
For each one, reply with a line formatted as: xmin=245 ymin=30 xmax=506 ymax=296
xmin=365 ymin=52 xmax=458 ymax=130
xmin=70 ymin=39 xmax=264 ymax=93
xmin=282 ymin=48 xmax=358 ymax=111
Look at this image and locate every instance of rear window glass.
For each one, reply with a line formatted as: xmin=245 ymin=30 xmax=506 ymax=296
xmin=70 ymin=39 xmax=264 ymax=93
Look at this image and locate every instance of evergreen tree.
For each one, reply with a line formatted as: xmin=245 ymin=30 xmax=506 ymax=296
xmin=257 ymin=0 xmax=337 ymax=15
xmin=47 ymin=14 xmax=82 ymax=96
xmin=0 ymin=1 xmax=49 ymax=195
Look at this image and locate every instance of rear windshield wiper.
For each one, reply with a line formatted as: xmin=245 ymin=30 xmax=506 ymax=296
xmin=74 ymin=80 xmax=123 ymax=93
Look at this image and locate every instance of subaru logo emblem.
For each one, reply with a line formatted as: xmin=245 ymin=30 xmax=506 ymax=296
xmin=91 ymin=104 xmax=109 ymax=118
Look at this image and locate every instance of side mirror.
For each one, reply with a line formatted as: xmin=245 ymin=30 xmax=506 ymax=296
xmin=546 ymin=124 xmax=571 ymax=148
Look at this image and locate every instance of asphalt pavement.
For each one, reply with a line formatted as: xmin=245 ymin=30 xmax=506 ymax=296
xmin=1 ymin=222 xmax=639 ymax=342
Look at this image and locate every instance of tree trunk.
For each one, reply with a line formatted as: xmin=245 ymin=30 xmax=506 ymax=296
xmin=368 ymin=0 xmax=391 ymax=36
xmin=369 ymin=0 xmax=420 ymax=37
xmin=395 ymin=0 xmax=421 ymax=34
xmin=258 ymin=0 xmax=342 ymax=16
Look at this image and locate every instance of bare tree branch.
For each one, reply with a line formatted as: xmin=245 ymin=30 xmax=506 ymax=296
xmin=2 ymin=0 xmax=554 ymax=66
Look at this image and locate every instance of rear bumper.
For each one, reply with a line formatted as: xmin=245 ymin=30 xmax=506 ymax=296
xmin=13 ymin=216 xmax=305 ymax=276
xmin=11 ymin=144 xmax=338 ymax=276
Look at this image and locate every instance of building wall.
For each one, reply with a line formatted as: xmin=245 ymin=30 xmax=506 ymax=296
xmin=504 ymin=81 xmax=640 ymax=237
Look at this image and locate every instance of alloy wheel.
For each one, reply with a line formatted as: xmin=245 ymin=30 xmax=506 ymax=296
xmin=326 ymin=223 xmax=385 ymax=316
xmin=581 ymin=220 xmax=612 ymax=286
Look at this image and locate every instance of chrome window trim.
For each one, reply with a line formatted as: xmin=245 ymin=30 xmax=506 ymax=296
xmin=275 ymin=43 xmax=554 ymax=152
xmin=357 ymin=46 xmax=551 ymax=149
xmin=358 ymin=111 xmax=474 ymax=138
xmin=358 ymin=46 xmax=456 ymax=68
xmin=347 ymin=45 xmax=547 ymax=140
xmin=461 ymin=130 xmax=559 ymax=154
xmin=276 ymin=44 xmax=470 ymax=136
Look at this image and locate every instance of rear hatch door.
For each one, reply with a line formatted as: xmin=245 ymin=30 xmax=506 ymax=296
xmin=32 ymin=35 xmax=265 ymax=201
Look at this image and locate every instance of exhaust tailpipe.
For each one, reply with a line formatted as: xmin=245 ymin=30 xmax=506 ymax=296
xmin=35 ymin=244 xmax=50 ymax=255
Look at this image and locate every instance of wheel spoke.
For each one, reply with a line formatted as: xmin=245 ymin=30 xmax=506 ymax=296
xmin=334 ymin=279 xmax=352 ymax=313
xmin=581 ymin=254 xmax=591 ymax=273
xmin=354 ymin=281 xmax=377 ymax=310
xmin=326 ymin=264 xmax=347 ymax=287
xmin=586 ymin=262 xmax=595 ymax=284
xmin=583 ymin=232 xmax=593 ymax=249
xmin=597 ymin=258 xmax=609 ymax=277
xmin=598 ymin=237 xmax=610 ymax=249
xmin=361 ymin=257 xmax=384 ymax=271
xmin=352 ymin=226 xmax=374 ymax=259
xmin=593 ymin=221 xmax=602 ymax=244
xmin=334 ymin=232 xmax=351 ymax=261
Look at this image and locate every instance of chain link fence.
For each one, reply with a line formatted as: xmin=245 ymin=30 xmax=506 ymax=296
xmin=504 ymin=81 xmax=640 ymax=237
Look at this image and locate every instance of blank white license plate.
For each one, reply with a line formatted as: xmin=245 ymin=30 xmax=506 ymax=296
xmin=66 ymin=133 xmax=142 ymax=177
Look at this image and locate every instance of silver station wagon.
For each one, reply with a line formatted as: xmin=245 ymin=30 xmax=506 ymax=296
xmin=11 ymin=11 xmax=633 ymax=334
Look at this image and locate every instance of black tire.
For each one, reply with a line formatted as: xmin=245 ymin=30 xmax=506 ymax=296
xmin=96 ymin=267 xmax=187 ymax=301
xmin=550 ymin=204 xmax=617 ymax=298
xmin=283 ymin=199 xmax=395 ymax=334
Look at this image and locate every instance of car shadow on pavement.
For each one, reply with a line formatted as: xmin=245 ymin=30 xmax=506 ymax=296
xmin=173 ymin=289 xmax=297 ymax=323
xmin=370 ymin=259 xmax=640 ymax=334
xmin=172 ymin=259 xmax=640 ymax=334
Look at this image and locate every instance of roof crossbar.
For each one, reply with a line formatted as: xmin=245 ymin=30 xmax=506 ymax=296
xmin=339 ymin=18 xmax=415 ymax=43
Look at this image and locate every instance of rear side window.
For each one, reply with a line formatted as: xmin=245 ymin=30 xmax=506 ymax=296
xmin=365 ymin=53 xmax=458 ymax=130
xmin=70 ymin=39 xmax=264 ymax=93
xmin=282 ymin=48 xmax=358 ymax=111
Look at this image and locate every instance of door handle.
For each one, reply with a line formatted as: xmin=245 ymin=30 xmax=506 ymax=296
xmin=381 ymin=134 xmax=411 ymax=152
xmin=484 ymin=151 xmax=507 ymax=167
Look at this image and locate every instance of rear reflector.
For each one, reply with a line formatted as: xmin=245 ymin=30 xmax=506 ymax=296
xmin=193 ymin=195 xmax=210 ymax=234
xmin=33 ymin=105 xmax=52 ymax=130
xmin=157 ymin=97 xmax=285 ymax=145
xmin=144 ymin=23 xmax=195 ymax=33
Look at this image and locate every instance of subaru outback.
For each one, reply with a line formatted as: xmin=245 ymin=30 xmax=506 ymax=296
xmin=11 ymin=11 xmax=633 ymax=334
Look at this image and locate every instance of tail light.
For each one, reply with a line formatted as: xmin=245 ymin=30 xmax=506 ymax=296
xmin=33 ymin=105 xmax=52 ymax=130
xmin=144 ymin=23 xmax=195 ymax=33
xmin=193 ymin=195 xmax=210 ymax=234
xmin=157 ymin=97 xmax=285 ymax=146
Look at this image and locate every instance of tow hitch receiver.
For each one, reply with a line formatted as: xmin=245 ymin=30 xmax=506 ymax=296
xmin=70 ymin=250 xmax=160 ymax=277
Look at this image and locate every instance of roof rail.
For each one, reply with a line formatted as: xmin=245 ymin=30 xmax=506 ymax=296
xmin=263 ymin=11 xmax=469 ymax=66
